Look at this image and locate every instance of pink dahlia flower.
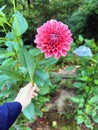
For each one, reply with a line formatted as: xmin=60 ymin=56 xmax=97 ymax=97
xmin=34 ymin=19 xmax=73 ymax=59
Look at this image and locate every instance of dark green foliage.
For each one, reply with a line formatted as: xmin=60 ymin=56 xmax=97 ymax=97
xmin=68 ymin=0 xmax=98 ymax=40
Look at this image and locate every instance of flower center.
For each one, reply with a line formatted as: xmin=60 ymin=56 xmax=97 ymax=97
xmin=49 ymin=33 xmax=59 ymax=43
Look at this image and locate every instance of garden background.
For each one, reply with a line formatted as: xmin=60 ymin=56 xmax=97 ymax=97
xmin=0 ymin=0 xmax=98 ymax=130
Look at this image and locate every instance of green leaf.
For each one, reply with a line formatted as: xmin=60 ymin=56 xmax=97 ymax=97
xmin=12 ymin=11 xmax=28 ymax=36
xmin=70 ymin=97 xmax=80 ymax=103
xmin=78 ymin=35 xmax=84 ymax=42
xmin=76 ymin=115 xmax=84 ymax=124
xmin=0 ymin=10 xmax=7 ymax=24
xmin=90 ymin=96 xmax=98 ymax=103
xmin=0 ymin=66 xmax=23 ymax=81
xmin=0 ymin=48 xmax=14 ymax=59
xmin=77 ymin=76 xmax=88 ymax=81
xmin=66 ymin=66 xmax=75 ymax=73
xmin=0 ymin=89 xmax=10 ymax=97
xmin=34 ymin=69 xmax=51 ymax=86
xmin=85 ymin=105 xmax=92 ymax=114
xmin=2 ymin=58 xmax=15 ymax=66
xmin=0 ymin=74 xmax=9 ymax=81
xmin=0 ymin=75 xmax=9 ymax=90
xmin=73 ymin=82 xmax=83 ymax=88
xmin=18 ymin=47 xmax=35 ymax=82
xmin=29 ymin=48 xmax=41 ymax=57
xmin=81 ymin=70 xmax=87 ymax=76
xmin=94 ymin=79 xmax=98 ymax=85
xmin=0 ymin=37 xmax=7 ymax=44
xmin=23 ymin=102 xmax=35 ymax=120
xmin=34 ymin=105 xmax=43 ymax=117
xmin=0 ymin=5 xmax=6 ymax=11
xmin=0 ymin=52 xmax=14 ymax=59
xmin=92 ymin=109 xmax=96 ymax=117
xmin=5 ymin=32 xmax=23 ymax=51
xmin=39 ymin=57 xmax=58 ymax=67
xmin=39 ymin=86 xmax=50 ymax=95
xmin=84 ymin=116 xmax=93 ymax=129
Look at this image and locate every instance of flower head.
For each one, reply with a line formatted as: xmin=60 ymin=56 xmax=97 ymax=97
xmin=34 ymin=19 xmax=73 ymax=59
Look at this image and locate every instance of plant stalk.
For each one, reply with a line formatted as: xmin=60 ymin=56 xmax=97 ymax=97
xmin=31 ymin=53 xmax=44 ymax=85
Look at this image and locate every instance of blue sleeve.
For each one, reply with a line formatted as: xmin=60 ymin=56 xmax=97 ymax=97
xmin=0 ymin=102 xmax=22 ymax=130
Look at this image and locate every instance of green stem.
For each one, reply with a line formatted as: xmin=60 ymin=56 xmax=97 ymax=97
xmin=5 ymin=22 xmax=11 ymax=28
xmin=11 ymin=0 xmax=21 ymax=49
xmin=12 ymin=0 xmax=21 ymax=48
xmin=2 ymin=24 xmax=6 ymax=33
xmin=31 ymin=54 xmax=44 ymax=85
xmin=12 ymin=0 xmax=16 ymax=12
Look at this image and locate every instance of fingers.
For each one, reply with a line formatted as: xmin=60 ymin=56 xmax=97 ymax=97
xmin=24 ymin=82 xmax=39 ymax=91
xmin=32 ymin=84 xmax=40 ymax=92
xmin=31 ymin=85 xmax=39 ymax=98
xmin=21 ymin=82 xmax=40 ymax=98
xmin=31 ymin=92 xmax=38 ymax=98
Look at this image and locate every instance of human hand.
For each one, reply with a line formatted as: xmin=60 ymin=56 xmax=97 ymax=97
xmin=14 ymin=82 xmax=39 ymax=111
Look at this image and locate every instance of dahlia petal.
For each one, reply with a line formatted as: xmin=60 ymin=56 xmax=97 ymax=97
xmin=54 ymin=53 xmax=60 ymax=59
xmin=66 ymin=38 xmax=73 ymax=44
xmin=53 ymin=50 xmax=59 ymax=59
xmin=36 ymin=44 xmax=42 ymax=49
xmin=59 ymin=49 xmax=67 ymax=56
xmin=50 ymin=20 xmax=58 ymax=31
xmin=45 ymin=52 xmax=52 ymax=58
xmin=64 ymin=45 xmax=70 ymax=50
xmin=65 ymin=30 xmax=72 ymax=36
xmin=41 ymin=47 xmax=46 ymax=52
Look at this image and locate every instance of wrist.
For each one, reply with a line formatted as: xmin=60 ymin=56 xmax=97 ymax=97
xmin=14 ymin=99 xmax=24 ymax=111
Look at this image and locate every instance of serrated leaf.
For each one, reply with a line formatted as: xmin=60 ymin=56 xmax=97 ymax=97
xmin=18 ymin=47 xmax=35 ymax=82
xmin=39 ymin=86 xmax=50 ymax=95
xmin=23 ymin=102 xmax=35 ymax=120
xmin=29 ymin=48 xmax=41 ymax=57
xmin=5 ymin=32 xmax=23 ymax=51
xmin=94 ymin=79 xmax=98 ymax=85
xmin=34 ymin=69 xmax=51 ymax=86
xmin=76 ymin=115 xmax=84 ymax=124
xmin=93 ymin=115 xmax=98 ymax=123
xmin=12 ymin=11 xmax=28 ymax=36
xmin=0 ymin=66 xmax=23 ymax=80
